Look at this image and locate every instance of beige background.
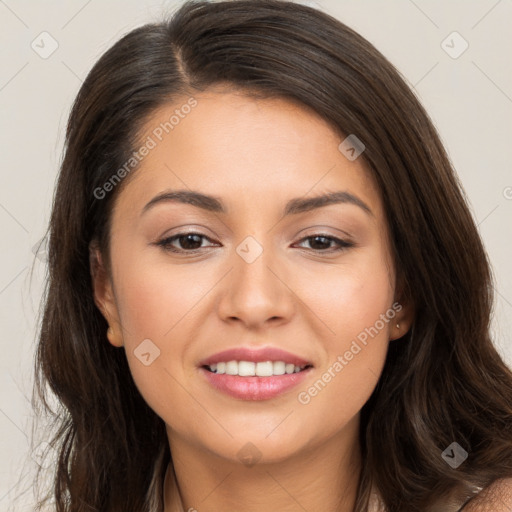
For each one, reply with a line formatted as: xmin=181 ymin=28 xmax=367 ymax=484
xmin=0 ymin=0 xmax=511 ymax=509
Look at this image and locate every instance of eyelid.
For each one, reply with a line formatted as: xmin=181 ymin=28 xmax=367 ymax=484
xmin=297 ymin=225 xmax=354 ymax=240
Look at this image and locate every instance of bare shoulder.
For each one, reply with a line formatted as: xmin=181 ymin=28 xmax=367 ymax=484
xmin=462 ymin=477 xmax=512 ymax=511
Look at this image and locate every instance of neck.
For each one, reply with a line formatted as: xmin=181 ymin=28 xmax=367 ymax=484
xmin=164 ymin=416 xmax=362 ymax=512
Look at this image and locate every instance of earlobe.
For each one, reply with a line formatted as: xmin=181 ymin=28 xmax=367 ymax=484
xmin=392 ymin=321 xmax=405 ymax=341
xmin=106 ymin=325 xmax=123 ymax=348
xmin=390 ymin=275 xmax=415 ymax=340
xmin=89 ymin=241 xmax=124 ymax=347
xmin=391 ymin=300 xmax=415 ymax=340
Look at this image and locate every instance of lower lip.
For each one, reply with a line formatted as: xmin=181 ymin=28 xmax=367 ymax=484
xmin=200 ymin=367 xmax=313 ymax=400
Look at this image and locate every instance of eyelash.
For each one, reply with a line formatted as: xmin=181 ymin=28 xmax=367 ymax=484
xmin=155 ymin=232 xmax=354 ymax=254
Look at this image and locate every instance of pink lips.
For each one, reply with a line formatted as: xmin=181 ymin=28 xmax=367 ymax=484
xmin=198 ymin=347 xmax=313 ymax=401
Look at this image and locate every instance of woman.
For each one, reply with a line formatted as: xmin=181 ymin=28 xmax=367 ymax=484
xmin=33 ymin=1 xmax=512 ymax=510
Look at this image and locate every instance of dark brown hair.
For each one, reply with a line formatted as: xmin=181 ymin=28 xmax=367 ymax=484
xmin=32 ymin=1 xmax=512 ymax=510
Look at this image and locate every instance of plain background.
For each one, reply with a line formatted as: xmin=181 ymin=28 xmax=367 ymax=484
xmin=0 ymin=0 xmax=511 ymax=509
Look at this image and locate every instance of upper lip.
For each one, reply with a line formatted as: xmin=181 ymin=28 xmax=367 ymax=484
xmin=199 ymin=347 xmax=313 ymax=367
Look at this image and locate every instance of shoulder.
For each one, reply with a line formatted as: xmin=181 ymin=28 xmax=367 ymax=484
xmin=367 ymin=478 xmax=512 ymax=512
xmin=461 ymin=477 xmax=512 ymax=512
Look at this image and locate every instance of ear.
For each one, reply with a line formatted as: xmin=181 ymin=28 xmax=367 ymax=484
xmin=89 ymin=241 xmax=124 ymax=347
xmin=390 ymin=276 xmax=415 ymax=341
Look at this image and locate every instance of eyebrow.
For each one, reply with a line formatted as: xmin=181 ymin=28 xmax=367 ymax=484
xmin=141 ymin=189 xmax=373 ymax=217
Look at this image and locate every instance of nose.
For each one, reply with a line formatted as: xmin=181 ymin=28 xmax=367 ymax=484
xmin=217 ymin=239 xmax=295 ymax=329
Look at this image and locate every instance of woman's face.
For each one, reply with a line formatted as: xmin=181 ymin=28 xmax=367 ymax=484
xmin=93 ymin=86 xmax=410 ymax=465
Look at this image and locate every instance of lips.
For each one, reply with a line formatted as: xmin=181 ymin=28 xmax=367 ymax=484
xmin=198 ymin=346 xmax=314 ymax=400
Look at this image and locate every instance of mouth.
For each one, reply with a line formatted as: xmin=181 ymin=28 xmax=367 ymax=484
xmin=198 ymin=347 xmax=314 ymax=400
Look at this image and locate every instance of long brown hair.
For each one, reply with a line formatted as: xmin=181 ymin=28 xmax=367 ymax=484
xmin=32 ymin=1 xmax=512 ymax=510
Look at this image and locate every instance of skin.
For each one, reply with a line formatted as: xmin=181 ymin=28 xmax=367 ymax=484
xmin=91 ymin=85 xmax=414 ymax=512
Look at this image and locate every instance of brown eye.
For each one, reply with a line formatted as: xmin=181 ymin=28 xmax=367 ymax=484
xmin=156 ymin=232 xmax=217 ymax=253
xmin=294 ymin=234 xmax=354 ymax=253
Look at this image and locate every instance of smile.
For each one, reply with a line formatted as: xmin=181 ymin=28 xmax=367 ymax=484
xmin=198 ymin=346 xmax=314 ymax=400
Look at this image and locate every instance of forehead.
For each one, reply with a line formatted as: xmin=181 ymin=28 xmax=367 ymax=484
xmin=114 ymin=88 xmax=383 ymax=220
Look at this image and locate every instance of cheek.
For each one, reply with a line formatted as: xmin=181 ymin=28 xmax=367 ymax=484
xmin=294 ymin=252 xmax=394 ymax=414
xmin=297 ymin=246 xmax=395 ymax=347
xmin=109 ymin=247 xmax=219 ymax=410
xmin=112 ymin=249 xmax=214 ymax=344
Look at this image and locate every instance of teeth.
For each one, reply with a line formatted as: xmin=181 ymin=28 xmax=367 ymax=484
xmin=225 ymin=361 xmax=238 ymax=375
xmin=207 ymin=360 xmax=308 ymax=376
xmin=238 ymin=361 xmax=255 ymax=376
xmin=273 ymin=361 xmax=285 ymax=375
xmin=256 ymin=361 xmax=273 ymax=377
